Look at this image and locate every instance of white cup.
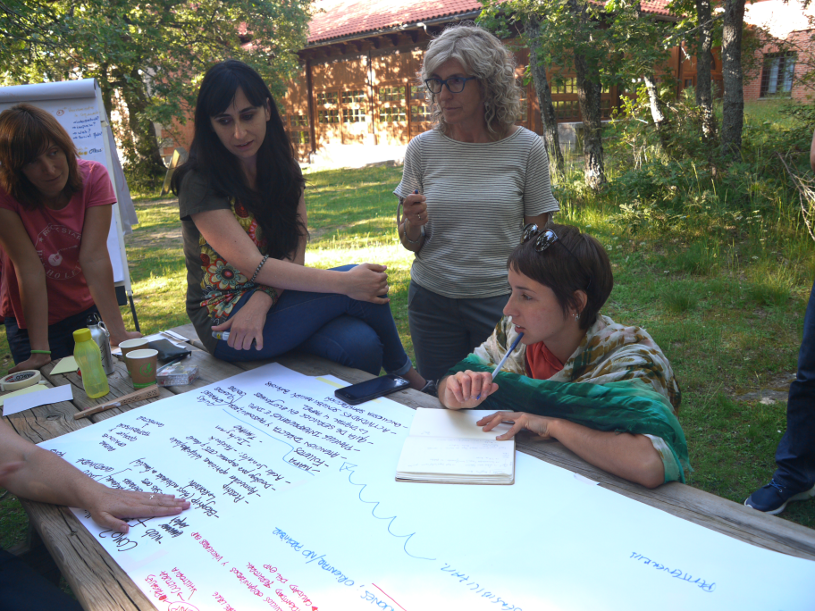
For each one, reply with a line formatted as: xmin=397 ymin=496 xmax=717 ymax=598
xmin=119 ymin=337 xmax=150 ymax=360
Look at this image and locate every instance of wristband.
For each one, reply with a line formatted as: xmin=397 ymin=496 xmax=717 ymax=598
xmin=29 ymin=349 xmax=51 ymax=354
xmin=250 ymin=255 xmax=269 ymax=283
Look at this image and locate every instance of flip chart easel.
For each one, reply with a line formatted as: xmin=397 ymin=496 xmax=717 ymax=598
xmin=0 ymin=79 xmax=140 ymax=329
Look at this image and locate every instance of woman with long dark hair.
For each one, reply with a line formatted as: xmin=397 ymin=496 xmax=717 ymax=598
xmin=172 ymin=60 xmax=426 ymax=389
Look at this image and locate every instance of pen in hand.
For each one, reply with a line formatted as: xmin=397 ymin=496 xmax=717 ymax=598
xmin=212 ymin=331 xmax=256 ymax=347
xmin=476 ymin=332 xmax=524 ymax=400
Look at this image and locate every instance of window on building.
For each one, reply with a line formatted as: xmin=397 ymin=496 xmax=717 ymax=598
xmin=379 ymin=86 xmax=404 ymax=102
xmin=380 ymin=106 xmax=406 ymax=123
xmin=410 ymin=84 xmax=427 ymax=101
xmin=553 ymin=100 xmax=579 ymax=120
xmin=343 ymin=107 xmax=367 ymax=123
xmin=317 ymin=91 xmax=338 ymax=105
xmin=552 ymin=77 xmax=576 ymax=95
xmin=342 ymin=90 xmax=366 ymax=104
xmin=292 ymin=130 xmax=309 ymax=145
xmin=318 ymin=109 xmax=340 ymax=124
xmin=760 ymin=53 xmax=796 ymax=97
xmin=290 ymin=115 xmax=309 ymax=128
xmin=410 ymin=105 xmax=429 ymax=122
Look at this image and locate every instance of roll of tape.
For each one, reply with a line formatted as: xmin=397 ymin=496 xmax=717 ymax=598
xmin=1 ymin=370 xmax=42 ymax=391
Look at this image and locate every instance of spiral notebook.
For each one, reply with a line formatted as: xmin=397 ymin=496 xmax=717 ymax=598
xmin=396 ymin=408 xmax=515 ymax=485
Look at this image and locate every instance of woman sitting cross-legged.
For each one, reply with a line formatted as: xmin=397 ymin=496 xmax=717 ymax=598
xmin=438 ymin=223 xmax=688 ymax=488
xmin=172 ymin=60 xmax=426 ymax=390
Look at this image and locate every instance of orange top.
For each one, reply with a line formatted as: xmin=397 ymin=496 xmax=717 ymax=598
xmin=525 ymin=341 xmax=564 ymax=380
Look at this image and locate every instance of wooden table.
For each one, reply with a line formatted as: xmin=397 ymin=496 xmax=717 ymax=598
xmin=4 ymin=322 xmax=815 ymax=610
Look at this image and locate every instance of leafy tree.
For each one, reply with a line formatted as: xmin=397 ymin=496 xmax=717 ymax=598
xmin=481 ymin=0 xmax=676 ymax=190
xmin=667 ymin=0 xmax=722 ymax=144
xmin=1 ymin=0 xmax=311 ymax=188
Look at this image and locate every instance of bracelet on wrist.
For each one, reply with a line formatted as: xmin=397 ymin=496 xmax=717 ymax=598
xmin=403 ymin=221 xmax=425 ymax=245
xmin=250 ymin=255 xmax=269 ymax=283
xmin=30 ymin=349 xmax=51 ymax=355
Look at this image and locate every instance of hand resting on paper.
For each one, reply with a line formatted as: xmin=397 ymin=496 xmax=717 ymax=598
xmin=79 ymin=488 xmax=190 ymax=534
xmin=477 ymin=411 xmax=557 ymax=440
xmin=476 ymin=411 xmax=666 ymax=488
xmin=0 ymin=419 xmax=190 ymax=533
xmin=438 ymin=370 xmax=499 ymax=409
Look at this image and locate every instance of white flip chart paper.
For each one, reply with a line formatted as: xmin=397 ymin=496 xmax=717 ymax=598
xmin=39 ymin=363 xmax=815 ymax=611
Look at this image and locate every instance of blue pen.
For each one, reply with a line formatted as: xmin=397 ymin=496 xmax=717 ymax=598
xmin=476 ymin=332 xmax=524 ymax=400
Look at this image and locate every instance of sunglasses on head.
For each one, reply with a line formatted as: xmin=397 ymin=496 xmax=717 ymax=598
xmin=522 ymin=224 xmax=593 ymax=292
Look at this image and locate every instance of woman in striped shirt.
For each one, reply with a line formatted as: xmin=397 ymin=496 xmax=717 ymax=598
xmin=395 ymin=24 xmax=560 ymax=385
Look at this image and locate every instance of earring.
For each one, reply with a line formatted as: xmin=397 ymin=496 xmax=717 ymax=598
xmin=575 ymin=313 xmax=580 ymax=320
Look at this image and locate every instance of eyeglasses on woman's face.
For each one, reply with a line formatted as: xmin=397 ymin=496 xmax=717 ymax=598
xmin=424 ymin=76 xmax=477 ymax=94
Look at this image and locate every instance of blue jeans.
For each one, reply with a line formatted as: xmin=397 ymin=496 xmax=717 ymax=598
xmin=214 ymin=265 xmax=412 ymax=377
xmin=774 ymin=279 xmax=815 ymax=490
xmin=0 ymin=549 xmax=83 ymax=611
xmin=5 ymin=305 xmax=100 ymax=365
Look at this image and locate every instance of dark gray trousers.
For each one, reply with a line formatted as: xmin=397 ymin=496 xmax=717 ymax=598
xmin=408 ymin=280 xmax=508 ymax=381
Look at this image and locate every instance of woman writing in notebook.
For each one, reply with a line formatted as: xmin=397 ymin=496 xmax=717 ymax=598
xmin=0 ymin=104 xmax=141 ymax=372
xmin=171 ymin=60 xmax=427 ymax=390
xmin=438 ymin=224 xmax=689 ymax=488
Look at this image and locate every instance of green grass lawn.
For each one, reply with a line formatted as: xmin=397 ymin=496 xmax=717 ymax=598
xmin=1 ymin=159 xmax=813 ymax=554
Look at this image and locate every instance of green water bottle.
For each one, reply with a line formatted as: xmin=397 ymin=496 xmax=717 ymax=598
xmin=73 ymin=328 xmax=110 ymax=399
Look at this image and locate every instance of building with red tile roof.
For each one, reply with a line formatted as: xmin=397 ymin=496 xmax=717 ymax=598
xmin=160 ymin=0 xmax=811 ymax=163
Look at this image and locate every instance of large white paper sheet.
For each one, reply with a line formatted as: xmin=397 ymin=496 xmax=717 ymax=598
xmin=40 ymin=363 xmax=815 ymax=611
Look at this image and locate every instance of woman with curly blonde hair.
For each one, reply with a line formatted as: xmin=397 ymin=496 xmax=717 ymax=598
xmin=395 ymin=24 xmax=560 ymax=386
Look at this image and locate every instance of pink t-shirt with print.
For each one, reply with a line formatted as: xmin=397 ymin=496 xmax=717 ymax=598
xmin=0 ymin=159 xmax=116 ymax=327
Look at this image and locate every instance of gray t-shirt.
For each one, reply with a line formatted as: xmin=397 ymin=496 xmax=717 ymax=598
xmin=178 ymin=171 xmax=277 ymax=354
xmin=394 ymin=127 xmax=559 ymax=298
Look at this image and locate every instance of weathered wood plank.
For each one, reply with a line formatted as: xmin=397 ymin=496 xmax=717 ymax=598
xmin=21 ymin=500 xmax=157 ymax=611
xmin=2 ymin=369 xmax=89 ymax=442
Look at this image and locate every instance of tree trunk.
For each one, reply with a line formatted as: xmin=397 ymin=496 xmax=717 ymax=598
xmin=98 ymin=64 xmax=114 ymax=118
xmin=573 ymin=52 xmax=605 ymax=189
xmin=642 ymin=73 xmax=669 ymax=146
xmin=121 ymin=67 xmax=167 ymax=180
xmin=527 ymin=18 xmax=565 ymax=176
xmin=695 ymin=0 xmax=717 ymax=142
xmin=568 ymin=0 xmax=605 ymax=189
xmin=721 ymin=0 xmax=745 ymax=160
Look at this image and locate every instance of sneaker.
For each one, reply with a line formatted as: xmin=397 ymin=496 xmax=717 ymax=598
xmin=419 ymin=379 xmax=438 ymax=397
xmin=744 ymin=479 xmax=815 ymax=515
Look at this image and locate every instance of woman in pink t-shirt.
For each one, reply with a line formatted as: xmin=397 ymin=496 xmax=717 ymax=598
xmin=0 ymin=104 xmax=141 ymax=372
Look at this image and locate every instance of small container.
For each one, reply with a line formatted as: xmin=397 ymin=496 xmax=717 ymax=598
xmin=87 ymin=320 xmax=114 ymax=375
xmin=73 ymin=328 xmax=110 ymax=399
xmin=157 ymin=361 xmax=199 ymax=387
